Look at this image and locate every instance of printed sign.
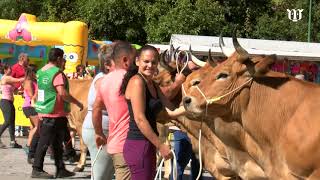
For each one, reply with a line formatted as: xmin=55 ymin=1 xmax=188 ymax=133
xmin=0 ymin=95 xmax=31 ymax=127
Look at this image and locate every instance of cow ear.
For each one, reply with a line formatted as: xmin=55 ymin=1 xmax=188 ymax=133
xmin=253 ymin=54 xmax=277 ymax=76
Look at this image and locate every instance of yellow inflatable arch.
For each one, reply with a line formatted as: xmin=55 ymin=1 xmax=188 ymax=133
xmin=0 ymin=13 xmax=88 ymax=73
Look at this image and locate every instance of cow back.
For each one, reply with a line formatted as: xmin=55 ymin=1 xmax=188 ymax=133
xmin=68 ymin=79 xmax=92 ymax=131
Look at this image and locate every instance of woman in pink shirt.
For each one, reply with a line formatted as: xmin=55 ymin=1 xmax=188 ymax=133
xmin=0 ymin=64 xmax=24 ymax=148
xmin=22 ymin=65 xmax=39 ymax=163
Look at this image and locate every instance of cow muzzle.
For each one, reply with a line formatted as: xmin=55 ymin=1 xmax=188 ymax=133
xmin=183 ymin=96 xmax=192 ymax=105
xmin=183 ymin=96 xmax=203 ymax=114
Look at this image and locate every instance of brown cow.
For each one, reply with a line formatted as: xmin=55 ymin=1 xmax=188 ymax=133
xmin=183 ymin=34 xmax=320 ymax=179
xmin=155 ymin=50 xmax=243 ymax=179
xmin=67 ymin=78 xmax=92 ymax=172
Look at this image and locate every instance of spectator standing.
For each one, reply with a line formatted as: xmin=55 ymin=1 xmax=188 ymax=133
xmin=31 ymin=48 xmax=83 ymax=179
xmin=12 ymin=53 xmax=29 ymax=137
xmin=82 ymin=44 xmax=115 ymax=180
xmin=74 ymin=64 xmax=91 ymax=79
xmin=0 ymin=64 xmax=24 ymax=148
xmin=120 ymin=45 xmax=186 ymax=180
xmin=12 ymin=52 xmax=29 ymax=89
xmin=22 ymin=65 xmax=40 ymax=164
xmin=169 ymin=130 xmax=202 ymax=180
xmin=93 ymin=41 xmax=136 ymax=180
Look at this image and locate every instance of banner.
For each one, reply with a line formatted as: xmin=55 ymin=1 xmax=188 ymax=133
xmin=0 ymin=95 xmax=31 ymax=127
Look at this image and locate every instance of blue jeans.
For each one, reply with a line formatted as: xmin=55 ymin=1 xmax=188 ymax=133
xmin=170 ymin=130 xmax=202 ymax=180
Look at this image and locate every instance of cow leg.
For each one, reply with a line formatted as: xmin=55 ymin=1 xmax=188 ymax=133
xmin=163 ymin=137 xmax=172 ymax=179
xmin=73 ymin=136 xmax=87 ymax=172
xmin=240 ymin=160 xmax=267 ymax=180
xmin=68 ymin=109 xmax=88 ymax=172
xmin=70 ymin=130 xmax=76 ymax=148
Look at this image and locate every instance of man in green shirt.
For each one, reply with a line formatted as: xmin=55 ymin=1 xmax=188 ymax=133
xmin=32 ymin=48 xmax=83 ymax=179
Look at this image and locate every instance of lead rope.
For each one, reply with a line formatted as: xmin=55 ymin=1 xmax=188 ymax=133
xmin=91 ymin=145 xmax=103 ymax=180
xmin=175 ymin=50 xmax=189 ymax=74
xmin=195 ymin=78 xmax=253 ymax=105
xmin=155 ymin=149 xmax=178 ymax=180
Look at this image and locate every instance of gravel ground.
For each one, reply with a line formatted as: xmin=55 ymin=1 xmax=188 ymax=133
xmin=0 ymin=130 xmax=214 ymax=180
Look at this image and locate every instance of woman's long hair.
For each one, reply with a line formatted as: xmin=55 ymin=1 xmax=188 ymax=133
xmin=98 ymin=44 xmax=114 ymax=74
xmin=2 ymin=63 xmax=11 ymax=75
xmin=119 ymin=45 xmax=159 ymax=95
xmin=23 ymin=65 xmax=37 ymax=90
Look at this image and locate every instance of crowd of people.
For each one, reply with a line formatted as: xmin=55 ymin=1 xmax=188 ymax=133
xmin=0 ymin=41 xmax=202 ymax=180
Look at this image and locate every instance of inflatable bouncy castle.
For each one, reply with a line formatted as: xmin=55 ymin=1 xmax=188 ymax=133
xmin=0 ymin=13 xmax=88 ymax=73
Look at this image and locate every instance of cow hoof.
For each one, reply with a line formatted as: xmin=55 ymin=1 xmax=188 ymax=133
xmin=73 ymin=166 xmax=84 ymax=172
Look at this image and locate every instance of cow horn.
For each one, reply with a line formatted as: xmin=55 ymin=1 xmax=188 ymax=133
xmin=207 ymin=49 xmax=217 ymax=68
xmin=232 ymin=31 xmax=249 ymax=63
xmin=160 ymin=50 xmax=175 ymax=72
xmin=169 ymin=44 xmax=174 ymax=61
xmin=172 ymin=46 xmax=180 ymax=61
xmin=219 ymin=35 xmax=234 ymax=57
xmin=189 ymin=45 xmax=206 ymax=67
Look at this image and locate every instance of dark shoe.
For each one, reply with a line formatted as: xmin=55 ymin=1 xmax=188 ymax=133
xmin=9 ymin=141 xmax=22 ymax=148
xmin=31 ymin=169 xmax=54 ymax=179
xmin=27 ymin=157 xmax=34 ymax=164
xmin=56 ymin=168 xmax=75 ymax=178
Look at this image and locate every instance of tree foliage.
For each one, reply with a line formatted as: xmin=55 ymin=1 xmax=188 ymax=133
xmin=0 ymin=0 xmax=319 ymax=43
xmin=145 ymin=0 xmax=225 ymax=43
xmin=76 ymin=0 xmax=148 ymax=44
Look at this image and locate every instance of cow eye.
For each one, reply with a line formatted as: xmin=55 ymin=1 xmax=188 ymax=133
xmin=191 ymin=79 xmax=200 ymax=86
xmin=216 ymin=73 xmax=229 ymax=80
xmin=165 ymin=80 xmax=171 ymax=85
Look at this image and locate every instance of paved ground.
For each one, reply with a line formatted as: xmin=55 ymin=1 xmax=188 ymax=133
xmin=0 ymin=131 xmax=91 ymax=180
xmin=0 ymin=130 xmax=214 ymax=180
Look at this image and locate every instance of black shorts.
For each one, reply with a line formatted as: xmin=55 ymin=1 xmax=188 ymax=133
xmin=22 ymin=107 xmax=38 ymax=118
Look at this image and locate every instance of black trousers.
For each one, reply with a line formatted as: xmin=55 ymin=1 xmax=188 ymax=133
xmin=0 ymin=99 xmax=15 ymax=141
xmin=33 ymin=117 xmax=68 ymax=171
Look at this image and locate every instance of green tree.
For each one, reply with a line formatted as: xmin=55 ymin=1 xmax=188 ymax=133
xmin=76 ymin=0 xmax=148 ymax=44
xmin=145 ymin=0 xmax=225 ymax=43
xmin=0 ymin=0 xmax=43 ymax=20
xmin=218 ymin=0 xmax=273 ymax=37
xmin=252 ymin=0 xmax=319 ymax=41
xmin=38 ymin=0 xmax=78 ymax=22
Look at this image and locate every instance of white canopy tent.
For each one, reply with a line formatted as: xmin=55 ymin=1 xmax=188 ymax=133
xmin=150 ymin=34 xmax=320 ymax=61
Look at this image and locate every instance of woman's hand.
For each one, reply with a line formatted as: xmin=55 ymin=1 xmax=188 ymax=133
xmin=159 ymin=143 xmax=172 ymax=160
xmin=19 ymin=77 xmax=25 ymax=83
xmin=95 ymin=133 xmax=107 ymax=149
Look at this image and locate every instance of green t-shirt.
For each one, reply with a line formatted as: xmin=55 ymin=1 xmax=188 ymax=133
xmin=35 ymin=66 xmax=70 ymax=114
